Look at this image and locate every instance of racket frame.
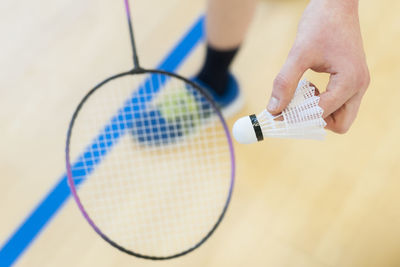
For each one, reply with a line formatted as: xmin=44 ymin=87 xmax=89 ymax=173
xmin=65 ymin=68 xmax=236 ymax=260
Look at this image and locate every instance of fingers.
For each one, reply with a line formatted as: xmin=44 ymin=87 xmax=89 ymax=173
xmin=309 ymin=82 xmax=320 ymax=96
xmin=318 ymin=73 xmax=357 ymax=117
xmin=324 ymin=91 xmax=363 ymax=134
xmin=268 ymin=45 xmax=369 ymax=135
xmin=318 ymin=74 xmax=362 ymax=134
xmin=267 ymin=49 xmax=308 ymax=114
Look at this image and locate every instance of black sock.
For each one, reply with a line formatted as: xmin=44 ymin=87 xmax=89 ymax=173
xmin=196 ymin=45 xmax=239 ymax=96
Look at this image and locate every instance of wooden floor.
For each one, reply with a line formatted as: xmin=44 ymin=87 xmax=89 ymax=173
xmin=2 ymin=0 xmax=400 ymax=266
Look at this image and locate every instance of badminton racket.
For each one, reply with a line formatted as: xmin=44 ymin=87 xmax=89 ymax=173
xmin=65 ymin=0 xmax=235 ymax=260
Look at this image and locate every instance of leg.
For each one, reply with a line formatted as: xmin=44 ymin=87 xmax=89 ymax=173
xmin=206 ymin=0 xmax=256 ymax=49
xmin=196 ymin=0 xmax=256 ymax=96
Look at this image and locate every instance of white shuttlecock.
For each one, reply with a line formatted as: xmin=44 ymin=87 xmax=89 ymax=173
xmin=232 ymin=80 xmax=327 ymax=144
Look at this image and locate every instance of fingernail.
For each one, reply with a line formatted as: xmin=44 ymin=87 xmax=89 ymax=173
xmin=267 ymin=97 xmax=279 ymax=112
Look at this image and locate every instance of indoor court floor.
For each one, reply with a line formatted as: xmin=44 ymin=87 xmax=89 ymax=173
xmin=1 ymin=0 xmax=400 ymax=266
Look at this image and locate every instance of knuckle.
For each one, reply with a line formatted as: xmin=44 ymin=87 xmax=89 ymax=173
xmin=354 ymin=66 xmax=371 ymax=92
xmin=362 ymin=68 xmax=371 ymax=90
xmin=342 ymin=63 xmax=370 ymax=94
xmin=332 ymin=123 xmax=350 ymax=134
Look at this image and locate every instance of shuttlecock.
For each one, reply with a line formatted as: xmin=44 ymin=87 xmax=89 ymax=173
xmin=232 ymin=80 xmax=326 ymax=144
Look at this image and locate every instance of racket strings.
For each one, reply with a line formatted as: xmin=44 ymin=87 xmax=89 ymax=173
xmin=69 ymin=72 xmax=232 ymax=256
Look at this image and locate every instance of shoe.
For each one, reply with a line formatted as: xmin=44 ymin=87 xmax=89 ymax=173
xmin=191 ymin=73 xmax=243 ymax=119
xmin=131 ymin=73 xmax=243 ymax=145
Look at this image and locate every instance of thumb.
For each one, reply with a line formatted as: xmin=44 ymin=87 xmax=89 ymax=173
xmin=267 ymin=54 xmax=308 ymax=114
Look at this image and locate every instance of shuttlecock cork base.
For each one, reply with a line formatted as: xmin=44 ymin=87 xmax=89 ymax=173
xmin=232 ymin=79 xmax=327 ymax=144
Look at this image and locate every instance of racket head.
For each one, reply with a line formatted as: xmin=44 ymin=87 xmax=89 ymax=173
xmin=65 ymin=69 xmax=235 ymax=260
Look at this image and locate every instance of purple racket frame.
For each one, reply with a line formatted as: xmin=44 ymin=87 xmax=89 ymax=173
xmin=65 ymin=0 xmax=236 ymax=261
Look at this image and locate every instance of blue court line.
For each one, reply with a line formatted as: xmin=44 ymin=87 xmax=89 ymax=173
xmin=0 ymin=15 xmax=205 ymax=267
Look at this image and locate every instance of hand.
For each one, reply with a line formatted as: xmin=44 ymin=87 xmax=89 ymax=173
xmin=267 ymin=0 xmax=370 ymax=134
